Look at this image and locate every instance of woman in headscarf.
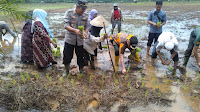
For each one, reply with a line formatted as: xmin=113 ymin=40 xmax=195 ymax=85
xmin=31 ymin=9 xmax=57 ymax=68
xmin=88 ymin=9 xmax=98 ymax=28
xmin=21 ymin=10 xmax=34 ymax=64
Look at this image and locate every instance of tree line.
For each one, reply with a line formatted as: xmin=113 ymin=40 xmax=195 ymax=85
xmin=3 ymin=0 xmax=199 ymax=3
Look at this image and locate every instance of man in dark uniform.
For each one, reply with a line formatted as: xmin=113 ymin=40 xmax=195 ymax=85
xmin=63 ymin=0 xmax=88 ymax=76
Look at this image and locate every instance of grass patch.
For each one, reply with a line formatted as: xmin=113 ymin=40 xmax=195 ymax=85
xmin=14 ymin=3 xmax=74 ymax=12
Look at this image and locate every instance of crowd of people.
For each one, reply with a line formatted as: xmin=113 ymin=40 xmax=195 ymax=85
xmin=0 ymin=0 xmax=199 ymax=77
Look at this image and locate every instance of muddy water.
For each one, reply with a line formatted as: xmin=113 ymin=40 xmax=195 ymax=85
xmin=0 ymin=4 xmax=200 ymax=112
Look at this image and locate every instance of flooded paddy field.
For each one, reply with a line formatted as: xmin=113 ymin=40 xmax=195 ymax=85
xmin=0 ymin=2 xmax=200 ymax=112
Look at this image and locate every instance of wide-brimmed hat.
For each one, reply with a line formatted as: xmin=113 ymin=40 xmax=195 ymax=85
xmin=90 ymin=15 xmax=108 ymax=27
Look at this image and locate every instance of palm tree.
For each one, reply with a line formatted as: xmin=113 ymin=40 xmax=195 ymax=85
xmin=0 ymin=0 xmax=27 ymax=55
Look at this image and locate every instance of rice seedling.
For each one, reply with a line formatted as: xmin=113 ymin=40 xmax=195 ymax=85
xmin=191 ymin=96 xmax=195 ymax=100
xmin=141 ymin=80 xmax=145 ymax=88
xmin=186 ymin=72 xmax=191 ymax=78
xmin=84 ymin=87 xmax=88 ymax=93
xmin=59 ymin=77 xmax=63 ymax=84
xmin=177 ymin=79 xmax=180 ymax=84
xmin=21 ymin=73 xmax=26 ymax=84
xmin=125 ymin=66 xmax=130 ymax=80
xmin=114 ymin=79 xmax=119 ymax=85
xmin=45 ymin=84 xmax=48 ymax=90
xmin=165 ymin=79 xmax=169 ymax=85
xmin=145 ymin=90 xmax=148 ymax=97
xmin=130 ymin=86 xmax=133 ymax=95
xmin=139 ymin=77 xmax=142 ymax=81
xmin=183 ymin=85 xmax=187 ymax=91
xmin=89 ymin=74 xmax=92 ymax=84
xmin=115 ymin=86 xmax=118 ymax=92
xmin=150 ymin=75 xmax=155 ymax=79
xmin=101 ymin=71 xmax=105 ymax=90
xmin=11 ymin=79 xmax=17 ymax=85
xmin=168 ymin=66 xmax=173 ymax=72
xmin=35 ymin=73 xmax=39 ymax=82
xmin=127 ymin=80 xmax=131 ymax=88
xmin=46 ymin=73 xmax=52 ymax=84
xmin=78 ymin=73 xmax=83 ymax=80
xmin=170 ymin=87 xmax=173 ymax=92
xmin=67 ymin=74 xmax=71 ymax=79
xmin=71 ymin=79 xmax=75 ymax=90
xmin=193 ymin=79 xmax=197 ymax=85
xmin=24 ymin=72 xmax=30 ymax=81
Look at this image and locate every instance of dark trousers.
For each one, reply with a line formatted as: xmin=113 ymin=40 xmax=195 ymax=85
xmin=63 ymin=42 xmax=84 ymax=68
xmin=84 ymin=49 xmax=94 ymax=63
xmin=151 ymin=42 xmax=179 ymax=62
xmin=147 ymin=33 xmax=161 ymax=46
xmin=184 ymin=31 xmax=196 ymax=58
xmin=112 ymin=20 xmax=121 ymax=34
xmin=114 ymin=45 xmax=120 ymax=56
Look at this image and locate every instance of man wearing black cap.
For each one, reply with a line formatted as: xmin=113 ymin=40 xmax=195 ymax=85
xmin=63 ymin=0 xmax=89 ymax=76
xmin=110 ymin=32 xmax=139 ymax=75
xmin=146 ymin=1 xmax=167 ymax=55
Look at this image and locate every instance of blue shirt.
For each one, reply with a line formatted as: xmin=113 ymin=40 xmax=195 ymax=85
xmin=148 ymin=9 xmax=167 ymax=33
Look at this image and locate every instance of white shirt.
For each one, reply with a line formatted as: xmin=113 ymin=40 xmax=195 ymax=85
xmin=156 ymin=32 xmax=178 ymax=52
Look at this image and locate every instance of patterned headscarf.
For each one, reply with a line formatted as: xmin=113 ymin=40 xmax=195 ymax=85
xmin=89 ymin=9 xmax=98 ymax=21
xmin=31 ymin=9 xmax=53 ymax=38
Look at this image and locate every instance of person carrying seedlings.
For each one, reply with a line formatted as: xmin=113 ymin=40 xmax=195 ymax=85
xmin=83 ymin=15 xmax=108 ymax=69
xmin=110 ymin=32 xmax=139 ymax=75
xmin=146 ymin=1 xmax=166 ymax=55
xmin=63 ymin=0 xmax=89 ymax=76
xmin=151 ymin=32 xmax=179 ymax=75
xmin=0 ymin=21 xmax=16 ymax=40
xmin=183 ymin=27 xmax=200 ymax=68
xmin=31 ymin=9 xmax=57 ymax=68
xmin=111 ymin=3 xmax=123 ymax=34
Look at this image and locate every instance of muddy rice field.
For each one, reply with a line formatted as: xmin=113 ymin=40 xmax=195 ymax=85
xmin=0 ymin=2 xmax=200 ymax=112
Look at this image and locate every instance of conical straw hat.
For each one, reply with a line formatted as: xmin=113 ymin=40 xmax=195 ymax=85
xmin=90 ymin=15 xmax=108 ymax=27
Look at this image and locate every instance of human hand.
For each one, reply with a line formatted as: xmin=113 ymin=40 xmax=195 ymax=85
xmin=75 ymin=29 xmax=82 ymax=36
xmin=103 ymin=34 xmax=108 ymax=39
xmin=167 ymin=60 xmax=172 ymax=65
xmin=198 ymin=62 xmax=200 ymax=67
xmin=161 ymin=60 xmax=166 ymax=65
xmin=83 ymin=32 xmax=87 ymax=39
xmin=122 ymin=69 xmax=126 ymax=75
xmin=52 ymin=41 xmax=57 ymax=48
xmin=153 ymin=23 xmax=158 ymax=28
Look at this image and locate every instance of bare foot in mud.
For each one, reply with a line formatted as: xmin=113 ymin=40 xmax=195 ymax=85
xmin=178 ymin=66 xmax=186 ymax=75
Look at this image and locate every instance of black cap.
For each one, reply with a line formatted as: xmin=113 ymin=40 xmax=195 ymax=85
xmin=130 ymin=36 xmax=138 ymax=48
xmin=77 ymin=0 xmax=88 ymax=9
xmin=156 ymin=1 xmax=163 ymax=5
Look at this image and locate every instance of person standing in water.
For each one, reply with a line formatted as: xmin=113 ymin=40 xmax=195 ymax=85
xmin=146 ymin=1 xmax=167 ymax=55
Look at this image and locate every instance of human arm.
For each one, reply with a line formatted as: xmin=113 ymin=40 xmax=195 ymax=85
xmin=120 ymin=54 xmax=126 ymax=75
xmin=64 ymin=10 xmax=82 ymax=36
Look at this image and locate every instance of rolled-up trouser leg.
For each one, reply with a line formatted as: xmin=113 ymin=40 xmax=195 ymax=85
xmin=183 ymin=30 xmax=196 ymax=66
